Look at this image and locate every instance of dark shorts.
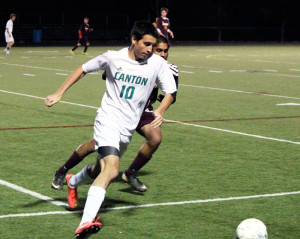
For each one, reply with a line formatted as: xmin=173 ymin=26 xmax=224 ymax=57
xmin=78 ymin=36 xmax=89 ymax=45
xmin=136 ymin=111 xmax=155 ymax=136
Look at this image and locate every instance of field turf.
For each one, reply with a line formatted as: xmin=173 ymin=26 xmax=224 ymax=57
xmin=0 ymin=45 xmax=299 ymax=238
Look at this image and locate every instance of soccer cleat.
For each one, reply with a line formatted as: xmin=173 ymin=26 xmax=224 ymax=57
xmin=75 ymin=217 xmax=102 ymax=239
xmin=3 ymin=48 xmax=7 ymax=53
xmin=51 ymin=171 xmax=65 ymax=190
xmin=6 ymin=50 xmax=10 ymax=55
xmin=69 ymin=50 xmax=75 ymax=55
xmin=83 ymin=52 xmax=89 ymax=55
xmin=65 ymin=174 xmax=78 ymax=209
xmin=122 ymin=170 xmax=147 ymax=192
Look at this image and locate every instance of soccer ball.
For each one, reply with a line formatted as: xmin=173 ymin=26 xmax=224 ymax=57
xmin=236 ymin=218 xmax=268 ymax=239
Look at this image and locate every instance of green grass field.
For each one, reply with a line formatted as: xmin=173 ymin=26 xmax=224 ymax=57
xmin=0 ymin=45 xmax=299 ymax=239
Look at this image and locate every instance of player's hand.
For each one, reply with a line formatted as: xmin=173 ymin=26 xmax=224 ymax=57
xmin=170 ymin=32 xmax=174 ymax=39
xmin=151 ymin=111 xmax=164 ymax=128
xmin=44 ymin=93 xmax=62 ymax=107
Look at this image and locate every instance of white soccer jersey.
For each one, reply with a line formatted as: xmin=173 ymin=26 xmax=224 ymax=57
xmin=82 ymin=47 xmax=177 ymax=136
xmin=5 ymin=20 xmax=13 ymax=33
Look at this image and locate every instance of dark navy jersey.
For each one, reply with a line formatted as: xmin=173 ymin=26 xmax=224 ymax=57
xmin=79 ymin=23 xmax=92 ymax=37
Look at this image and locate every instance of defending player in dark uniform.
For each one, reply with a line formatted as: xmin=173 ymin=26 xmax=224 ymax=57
xmin=51 ymin=35 xmax=178 ymax=193
xmin=70 ymin=17 xmax=93 ymax=55
xmin=156 ymin=7 xmax=174 ymax=42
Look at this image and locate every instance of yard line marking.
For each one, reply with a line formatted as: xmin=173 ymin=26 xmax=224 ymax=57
xmin=22 ymin=74 xmax=36 ymax=77
xmin=179 ymin=84 xmax=300 ymax=100
xmin=0 ymin=179 xmax=68 ymax=207
xmin=1 ymin=62 xmax=72 ymax=73
xmin=262 ymin=72 xmax=300 ymax=79
xmin=180 ymin=71 xmax=194 ymax=74
xmin=64 ymin=56 xmax=74 ymax=58
xmin=0 ymin=191 xmax=299 ymax=219
xmin=56 ymin=73 xmax=68 ymax=76
xmin=0 ymin=89 xmax=98 ymax=109
xmin=1 ymin=89 xmax=299 ymax=145
xmin=229 ymin=69 xmax=247 ymax=72
xmin=263 ymin=69 xmax=278 ymax=72
xmin=43 ymin=56 xmax=57 ymax=58
xmin=209 ymin=70 xmax=223 ymax=73
xmin=27 ymin=51 xmax=59 ymax=53
xmin=0 ymin=56 xmax=5 ymax=59
xmin=164 ymin=119 xmax=300 ymax=145
xmin=21 ymin=56 xmax=29 ymax=59
xmin=289 ymin=69 xmax=300 ymax=72
xmin=277 ymin=103 xmax=300 ymax=106
xmin=252 ymin=59 xmax=299 ymax=65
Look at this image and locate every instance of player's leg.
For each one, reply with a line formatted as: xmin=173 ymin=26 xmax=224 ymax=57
xmin=74 ymin=149 xmax=120 ymax=238
xmin=83 ymin=40 xmax=90 ymax=55
xmin=52 ymin=138 xmax=95 ymax=190
xmin=123 ymin=121 xmax=162 ymax=192
xmin=71 ymin=40 xmax=81 ymax=54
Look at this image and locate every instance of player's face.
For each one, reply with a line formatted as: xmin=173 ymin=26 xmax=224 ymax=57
xmin=11 ymin=16 xmax=16 ymax=21
xmin=153 ymin=42 xmax=169 ymax=60
xmin=132 ymin=34 xmax=157 ymax=61
xmin=84 ymin=18 xmax=89 ymax=24
xmin=161 ymin=10 xmax=167 ymax=18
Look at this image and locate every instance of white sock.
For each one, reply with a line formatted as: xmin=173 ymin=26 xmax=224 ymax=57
xmin=80 ymin=186 xmax=106 ymax=225
xmin=69 ymin=165 xmax=93 ymax=188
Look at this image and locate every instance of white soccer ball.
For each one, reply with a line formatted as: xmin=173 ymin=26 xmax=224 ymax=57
xmin=236 ymin=218 xmax=268 ymax=239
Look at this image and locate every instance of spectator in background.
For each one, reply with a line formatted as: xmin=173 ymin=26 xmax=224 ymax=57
xmin=156 ymin=8 xmax=174 ymax=42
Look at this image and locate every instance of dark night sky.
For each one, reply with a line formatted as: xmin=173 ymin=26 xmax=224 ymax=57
xmin=1 ymin=0 xmax=300 ymax=41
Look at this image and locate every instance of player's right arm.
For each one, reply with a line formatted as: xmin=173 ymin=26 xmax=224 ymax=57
xmin=45 ymin=66 xmax=85 ymax=107
xmin=45 ymin=52 xmax=109 ymax=107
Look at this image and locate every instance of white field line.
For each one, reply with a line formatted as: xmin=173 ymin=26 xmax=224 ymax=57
xmin=1 ymin=89 xmax=299 ymax=145
xmin=22 ymin=74 xmax=35 ymax=77
xmin=165 ymin=120 xmax=300 ymax=145
xmin=209 ymin=70 xmax=223 ymax=73
xmin=277 ymin=103 xmax=300 ymax=106
xmin=27 ymin=51 xmax=59 ymax=53
xmin=0 ymin=191 xmax=299 ymax=219
xmin=0 ymin=89 xmax=98 ymax=110
xmin=289 ymin=69 xmax=300 ymax=72
xmin=56 ymin=73 xmax=69 ymax=76
xmin=0 ymin=179 xmax=68 ymax=207
xmin=43 ymin=56 xmax=57 ymax=59
xmin=263 ymin=69 xmax=278 ymax=72
xmin=1 ymin=62 xmax=72 ymax=73
xmin=179 ymin=84 xmax=300 ymax=100
xmin=180 ymin=71 xmax=194 ymax=74
xmin=229 ymin=70 xmax=247 ymax=72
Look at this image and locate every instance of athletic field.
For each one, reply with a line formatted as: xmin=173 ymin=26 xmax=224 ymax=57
xmin=0 ymin=45 xmax=299 ymax=238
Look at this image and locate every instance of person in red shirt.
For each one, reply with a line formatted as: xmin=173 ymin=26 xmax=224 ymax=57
xmin=70 ymin=17 xmax=93 ymax=55
xmin=156 ymin=7 xmax=174 ymax=42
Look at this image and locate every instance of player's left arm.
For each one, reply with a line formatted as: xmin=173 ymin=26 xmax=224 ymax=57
xmin=151 ymin=93 xmax=174 ymax=128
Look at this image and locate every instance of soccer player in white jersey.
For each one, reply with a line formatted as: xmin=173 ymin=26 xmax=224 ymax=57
xmin=4 ymin=14 xmax=16 ymax=55
xmin=51 ymin=35 xmax=178 ymax=193
xmin=45 ymin=22 xmax=177 ymax=238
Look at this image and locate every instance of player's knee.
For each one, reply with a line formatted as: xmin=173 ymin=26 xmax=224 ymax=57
xmin=149 ymin=133 xmax=162 ymax=148
xmin=77 ymin=43 xmax=81 ymax=46
xmin=86 ymin=42 xmax=90 ymax=46
xmin=101 ymin=157 xmax=119 ymax=180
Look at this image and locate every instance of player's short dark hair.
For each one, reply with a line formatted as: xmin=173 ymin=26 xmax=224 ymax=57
xmin=161 ymin=7 xmax=169 ymax=13
xmin=84 ymin=17 xmax=89 ymax=20
xmin=131 ymin=21 xmax=159 ymax=42
xmin=10 ymin=13 xmax=16 ymax=19
xmin=153 ymin=35 xmax=169 ymax=48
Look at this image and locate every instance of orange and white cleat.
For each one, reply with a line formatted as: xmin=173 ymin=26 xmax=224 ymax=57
xmin=75 ymin=217 xmax=102 ymax=239
xmin=65 ymin=174 xmax=78 ymax=209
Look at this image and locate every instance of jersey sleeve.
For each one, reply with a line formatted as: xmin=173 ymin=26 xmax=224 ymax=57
xmin=156 ymin=60 xmax=177 ymax=95
xmin=6 ymin=21 xmax=10 ymax=29
xmin=156 ymin=18 xmax=162 ymax=32
xmin=82 ymin=52 xmax=109 ymax=73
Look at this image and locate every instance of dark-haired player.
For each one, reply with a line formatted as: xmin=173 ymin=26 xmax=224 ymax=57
xmin=70 ymin=17 xmax=93 ymax=55
xmin=51 ymin=35 xmax=178 ymax=193
xmin=45 ymin=22 xmax=176 ymax=238
xmin=156 ymin=7 xmax=174 ymax=42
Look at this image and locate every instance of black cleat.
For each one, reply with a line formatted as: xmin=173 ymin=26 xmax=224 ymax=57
xmin=51 ymin=171 xmax=65 ymax=190
xmin=122 ymin=170 xmax=147 ymax=192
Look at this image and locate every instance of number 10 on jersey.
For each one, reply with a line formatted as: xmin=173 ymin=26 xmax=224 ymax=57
xmin=120 ymin=85 xmax=135 ymax=99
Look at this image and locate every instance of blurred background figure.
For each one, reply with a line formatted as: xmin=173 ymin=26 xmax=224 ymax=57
xmin=156 ymin=7 xmax=174 ymax=43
